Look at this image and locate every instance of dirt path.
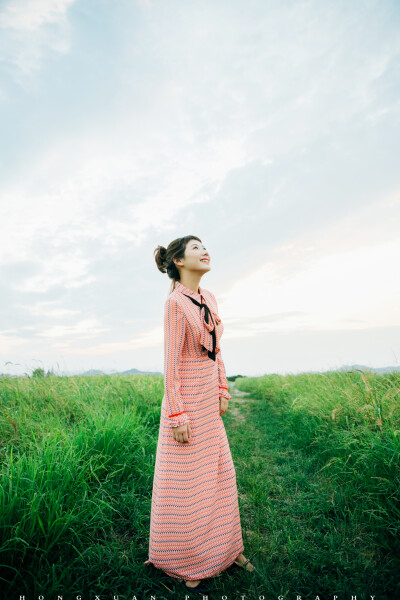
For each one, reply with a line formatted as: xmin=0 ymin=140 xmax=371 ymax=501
xmin=226 ymin=379 xmax=253 ymax=422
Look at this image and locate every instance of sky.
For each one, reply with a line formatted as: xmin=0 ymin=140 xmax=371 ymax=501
xmin=0 ymin=0 xmax=399 ymax=378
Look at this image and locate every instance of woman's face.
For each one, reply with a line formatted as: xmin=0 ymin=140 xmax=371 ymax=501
xmin=176 ymin=239 xmax=211 ymax=273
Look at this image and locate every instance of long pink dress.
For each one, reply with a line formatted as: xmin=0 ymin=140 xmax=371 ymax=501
xmin=143 ymin=281 xmax=244 ymax=581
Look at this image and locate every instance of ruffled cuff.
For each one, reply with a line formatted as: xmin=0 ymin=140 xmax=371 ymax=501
xmin=219 ymin=386 xmax=231 ymax=400
xmin=167 ymin=411 xmax=191 ymax=428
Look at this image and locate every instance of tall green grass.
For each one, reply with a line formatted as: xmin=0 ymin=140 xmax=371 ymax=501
xmin=1 ymin=369 xmax=399 ymax=597
xmin=0 ymin=374 xmax=162 ymax=596
xmin=236 ymin=370 xmax=400 ymax=553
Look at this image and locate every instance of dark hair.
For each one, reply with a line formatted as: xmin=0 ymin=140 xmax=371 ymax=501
xmin=154 ymin=235 xmax=202 ymax=295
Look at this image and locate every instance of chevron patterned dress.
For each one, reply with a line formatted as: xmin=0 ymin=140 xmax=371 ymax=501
xmin=144 ymin=281 xmax=244 ymax=581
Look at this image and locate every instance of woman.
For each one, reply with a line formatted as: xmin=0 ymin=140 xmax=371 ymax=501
xmin=144 ymin=235 xmax=254 ymax=589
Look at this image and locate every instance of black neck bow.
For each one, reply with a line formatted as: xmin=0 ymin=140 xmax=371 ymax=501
xmin=183 ymin=294 xmax=216 ymax=361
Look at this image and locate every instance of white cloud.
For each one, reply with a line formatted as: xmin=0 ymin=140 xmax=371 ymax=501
xmin=0 ymin=332 xmax=31 ymax=353
xmin=0 ymin=0 xmax=77 ymax=79
xmin=0 ymin=0 xmax=76 ymax=31
xmin=1 ymin=0 xmax=399 ymax=375
xmin=52 ymin=323 xmax=163 ymax=355
xmin=22 ymin=302 xmax=81 ymax=318
xmin=10 ymin=251 xmax=96 ymax=293
xmin=0 ymin=129 xmax=248 ymax=274
xmin=37 ymin=317 xmax=110 ymax=340
xmin=221 ymin=230 xmax=400 ymax=335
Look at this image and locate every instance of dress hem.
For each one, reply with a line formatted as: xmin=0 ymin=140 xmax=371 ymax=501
xmin=143 ymin=543 xmax=245 ymax=581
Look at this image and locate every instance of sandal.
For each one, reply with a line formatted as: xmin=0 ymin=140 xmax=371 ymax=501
xmin=234 ymin=557 xmax=256 ymax=572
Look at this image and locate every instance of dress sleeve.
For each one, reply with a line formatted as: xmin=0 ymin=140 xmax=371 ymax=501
xmin=217 ymin=350 xmax=232 ymax=400
xmin=163 ymin=296 xmax=191 ymax=428
xmin=208 ymin=291 xmax=232 ymax=400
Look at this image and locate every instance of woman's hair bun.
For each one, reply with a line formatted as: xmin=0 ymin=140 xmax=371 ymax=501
xmin=159 ymin=246 xmax=167 ymax=264
xmin=154 ymin=245 xmax=168 ymax=273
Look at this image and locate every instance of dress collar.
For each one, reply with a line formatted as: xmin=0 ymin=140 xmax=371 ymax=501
xmin=174 ymin=281 xmax=203 ymax=300
xmin=173 ymin=280 xmax=222 ymax=360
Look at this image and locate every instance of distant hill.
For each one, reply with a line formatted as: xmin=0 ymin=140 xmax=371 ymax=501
xmin=77 ymin=368 xmax=163 ymax=377
xmin=293 ymin=364 xmax=400 ymax=376
xmin=1 ymin=364 xmax=399 ymax=379
xmin=61 ymin=364 xmax=400 ymax=377
xmin=336 ymin=364 xmax=400 ymax=374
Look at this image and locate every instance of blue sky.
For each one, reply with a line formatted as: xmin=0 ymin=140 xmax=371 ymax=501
xmin=1 ymin=0 xmax=399 ymax=377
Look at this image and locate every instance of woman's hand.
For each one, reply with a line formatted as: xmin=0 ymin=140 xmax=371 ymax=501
xmin=172 ymin=422 xmax=192 ymax=443
xmin=219 ymin=396 xmax=229 ymax=416
xmin=171 ymin=398 xmax=228 ymax=442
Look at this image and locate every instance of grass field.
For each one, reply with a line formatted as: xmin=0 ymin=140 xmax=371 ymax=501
xmin=0 ymin=369 xmax=399 ymax=598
